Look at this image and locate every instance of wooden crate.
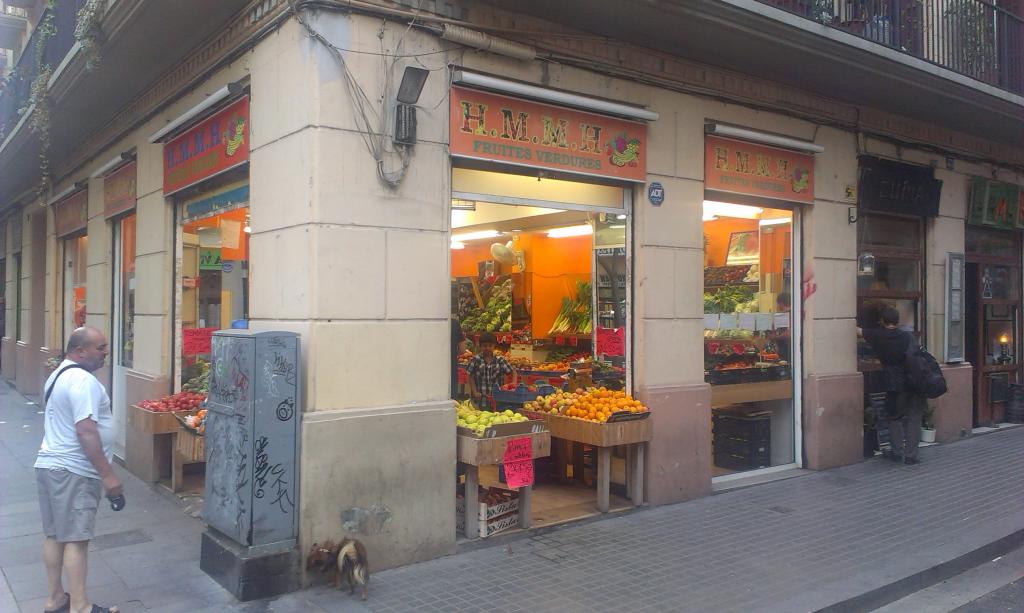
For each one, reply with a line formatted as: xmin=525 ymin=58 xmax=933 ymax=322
xmin=175 ymin=428 xmax=205 ymax=463
xmin=543 ymin=413 xmax=652 ymax=447
xmin=456 ymin=418 xmax=547 ymax=439
xmin=128 ymin=404 xmax=188 ymax=435
xmin=457 ymin=431 xmax=551 ymax=466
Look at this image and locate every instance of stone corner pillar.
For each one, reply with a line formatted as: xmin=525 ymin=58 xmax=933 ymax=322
xmin=638 ymin=382 xmax=712 ymax=505
xmin=802 ymin=372 xmax=864 ymax=470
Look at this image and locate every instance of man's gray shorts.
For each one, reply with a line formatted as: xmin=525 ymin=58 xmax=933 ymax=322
xmin=35 ymin=468 xmax=102 ymax=542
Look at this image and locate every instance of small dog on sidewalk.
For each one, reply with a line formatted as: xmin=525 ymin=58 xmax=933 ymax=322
xmin=306 ymin=538 xmax=370 ymax=600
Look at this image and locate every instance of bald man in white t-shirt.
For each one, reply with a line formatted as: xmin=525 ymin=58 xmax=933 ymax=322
xmin=35 ymin=327 xmax=122 ymax=613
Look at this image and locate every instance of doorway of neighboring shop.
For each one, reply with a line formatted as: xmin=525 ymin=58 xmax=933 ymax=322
xmin=964 ymin=226 xmax=1021 ymax=426
xmin=61 ymin=234 xmax=88 ymax=345
xmin=111 ymin=213 xmax=136 ymax=457
xmin=702 ymin=200 xmax=801 ymax=480
xmin=450 ymin=166 xmax=639 ymax=532
xmin=856 ymin=212 xmax=926 ymax=452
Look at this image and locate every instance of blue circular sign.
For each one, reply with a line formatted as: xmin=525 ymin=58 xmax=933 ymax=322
xmin=222 ymin=262 xmax=234 ymax=273
xmin=647 ymin=182 xmax=665 ymax=206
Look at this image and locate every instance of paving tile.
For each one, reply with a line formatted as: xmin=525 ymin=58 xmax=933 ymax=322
xmin=89 ymin=529 xmax=154 ymax=552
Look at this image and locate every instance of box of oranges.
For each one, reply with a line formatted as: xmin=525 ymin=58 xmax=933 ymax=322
xmin=522 ymin=387 xmax=651 ymax=447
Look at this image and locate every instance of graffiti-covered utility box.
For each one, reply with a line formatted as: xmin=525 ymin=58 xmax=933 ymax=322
xmin=204 ymin=330 xmax=300 ymax=548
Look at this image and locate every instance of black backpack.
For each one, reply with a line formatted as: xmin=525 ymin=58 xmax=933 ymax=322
xmin=904 ymin=343 xmax=947 ymax=399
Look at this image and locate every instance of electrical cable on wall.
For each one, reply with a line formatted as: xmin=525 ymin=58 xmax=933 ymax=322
xmin=288 ymin=0 xmax=428 ymax=188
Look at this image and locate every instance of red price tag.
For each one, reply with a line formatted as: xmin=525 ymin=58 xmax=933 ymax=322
xmin=503 ymin=437 xmax=534 ymax=489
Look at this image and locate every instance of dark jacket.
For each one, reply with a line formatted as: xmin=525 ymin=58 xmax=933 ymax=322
xmin=862 ymin=327 xmax=913 ymax=393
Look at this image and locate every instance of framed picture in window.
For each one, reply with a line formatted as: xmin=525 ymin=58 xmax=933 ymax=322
xmin=726 ymin=231 xmax=759 ymax=265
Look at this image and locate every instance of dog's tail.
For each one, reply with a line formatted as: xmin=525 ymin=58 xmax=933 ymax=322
xmin=339 ymin=540 xmax=370 ymax=585
xmin=338 ymin=540 xmax=359 ymax=564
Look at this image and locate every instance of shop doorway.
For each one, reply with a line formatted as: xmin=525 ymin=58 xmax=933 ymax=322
xmin=450 ymin=166 xmax=636 ymax=530
xmin=111 ymin=214 xmax=136 ymax=457
xmin=702 ymin=201 xmax=800 ymax=479
xmin=965 ymin=227 xmax=1021 ymax=427
xmin=171 ymin=190 xmax=250 ymax=495
xmin=177 ymin=200 xmax=250 ymax=386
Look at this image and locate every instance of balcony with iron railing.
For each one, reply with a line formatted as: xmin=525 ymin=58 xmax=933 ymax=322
xmin=0 ymin=0 xmax=83 ymax=141
xmin=762 ymin=0 xmax=1024 ymax=96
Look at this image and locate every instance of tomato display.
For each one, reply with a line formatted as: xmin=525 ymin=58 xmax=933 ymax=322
xmin=136 ymin=392 xmax=206 ymax=413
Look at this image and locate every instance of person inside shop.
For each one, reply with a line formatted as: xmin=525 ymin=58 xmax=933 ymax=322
xmin=857 ymin=306 xmax=926 ymax=465
xmin=869 ymin=261 xmax=891 ymax=292
xmin=773 ymin=292 xmax=792 ymax=363
xmin=451 ymin=319 xmax=465 ymax=399
xmin=465 ymin=332 xmax=517 ymax=408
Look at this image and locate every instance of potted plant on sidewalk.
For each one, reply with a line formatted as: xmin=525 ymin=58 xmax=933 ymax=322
xmin=921 ymin=402 xmax=936 ymax=443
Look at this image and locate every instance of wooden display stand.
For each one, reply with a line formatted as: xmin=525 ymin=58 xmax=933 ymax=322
xmin=125 ymin=405 xmax=188 ymax=483
xmin=456 ymin=430 xmax=551 ymax=539
xmin=543 ymin=413 xmax=652 ymax=513
xmin=172 ymin=428 xmax=205 ymax=493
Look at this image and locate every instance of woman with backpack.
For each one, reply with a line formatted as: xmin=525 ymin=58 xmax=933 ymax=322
xmin=858 ymin=306 xmax=927 ymax=465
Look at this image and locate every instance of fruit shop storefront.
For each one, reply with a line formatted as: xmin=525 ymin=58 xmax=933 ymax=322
xmin=447 ymin=80 xmax=655 ymax=535
xmin=124 ymin=95 xmax=251 ymax=494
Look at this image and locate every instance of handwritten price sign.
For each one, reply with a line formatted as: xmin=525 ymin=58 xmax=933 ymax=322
xmin=596 ymin=327 xmax=625 ymax=357
xmin=183 ymin=327 xmax=216 ymax=356
xmin=502 ymin=436 xmax=534 ymax=489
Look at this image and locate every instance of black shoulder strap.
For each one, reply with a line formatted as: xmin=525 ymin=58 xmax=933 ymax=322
xmin=44 ymin=364 xmax=87 ymax=405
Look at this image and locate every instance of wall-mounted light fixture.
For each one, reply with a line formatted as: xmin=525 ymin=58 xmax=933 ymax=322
xmin=89 ymin=151 xmax=136 ymax=178
xmin=394 ymin=67 xmax=429 ymax=146
xmin=148 ymin=81 xmax=244 ymax=143
xmin=453 ymin=70 xmax=659 ymax=121
xmin=47 ymin=180 xmax=89 ymax=205
xmin=705 ymin=122 xmax=824 ymax=153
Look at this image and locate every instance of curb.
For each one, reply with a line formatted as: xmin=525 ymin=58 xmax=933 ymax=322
xmin=817 ymin=529 xmax=1024 ymax=613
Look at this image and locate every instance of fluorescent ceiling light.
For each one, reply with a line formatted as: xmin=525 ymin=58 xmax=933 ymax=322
xmin=616 ymin=214 xmax=626 ymax=220
xmin=452 ymin=230 xmax=499 ymax=242
xmin=759 ymin=217 xmax=791 ymax=227
xmin=453 ymin=70 xmax=659 ymax=121
xmin=451 ymin=199 xmax=476 ymax=211
xmin=706 ymin=123 xmax=825 ymax=153
xmin=703 ymin=200 xmax=763 ymax=219
xmin=450 ymin=241 xmax=466 ymax=250
xmin=548 ymin=224 xmax=593 ymax=238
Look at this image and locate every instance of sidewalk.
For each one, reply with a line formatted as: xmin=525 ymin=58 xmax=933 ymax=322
xmin=0 ymin=381 xmax=232 ymax=613
xmin=3 ymin=379 xmax=1023 ymax=612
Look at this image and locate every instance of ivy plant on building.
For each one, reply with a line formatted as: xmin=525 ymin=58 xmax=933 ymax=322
xmin=28 ymin=1 xmax=57 ymax=201
xmin=75 ymin=0 xmax=106 ymax=71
